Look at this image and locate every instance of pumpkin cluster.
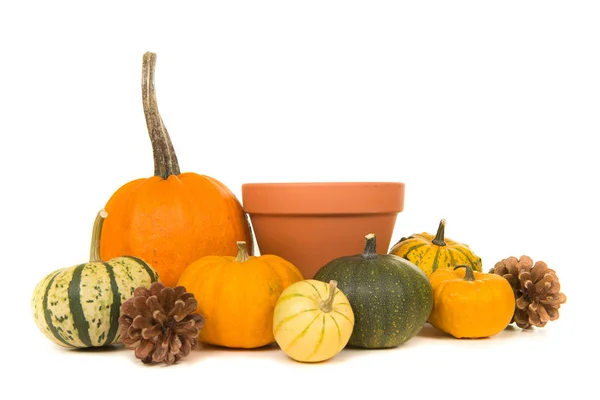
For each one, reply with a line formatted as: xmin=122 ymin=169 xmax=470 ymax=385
xmin=29 ymin=52 xmax=257 ymax=351
xmin=29 ymin=51 xmax=306 ymax=363
xmin=388 ymin=219 xmax=538 ymax=339
xmin=30 ymin=51 xmax=566 ymax=367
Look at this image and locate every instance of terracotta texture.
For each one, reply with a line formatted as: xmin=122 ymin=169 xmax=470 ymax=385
xmin=242 ymin=182 xmax=405 ymax=278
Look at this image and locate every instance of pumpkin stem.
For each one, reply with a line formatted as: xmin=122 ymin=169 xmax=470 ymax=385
xmin=362 ymin=233 xmax=379 ymax=259
xmin=454 ymin=265 xmax=475 ymax=282
xmin=432 ymin=219 xmax=447 ymax=246
xmin=90 ymin=209 xmax=108 ymax=262
xmin=142 ymin=52 xmax=181 ymax=179
xmin=234 ymin=241 xmax=251 ymax=262
xmin=319 ymin=280 xmax=338 ymax=313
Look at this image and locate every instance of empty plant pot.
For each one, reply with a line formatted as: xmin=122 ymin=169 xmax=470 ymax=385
xmin=241 ymin=182 xmax=405 ymax=279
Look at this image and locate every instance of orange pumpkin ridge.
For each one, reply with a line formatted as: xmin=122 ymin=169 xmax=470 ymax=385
xmin=428 ymin=264 xmax=515 ymax=339
xmin=178 ymin=241 xmax=303 ymax=349
xmin=99 ymin=52 xmax=253 ymax=287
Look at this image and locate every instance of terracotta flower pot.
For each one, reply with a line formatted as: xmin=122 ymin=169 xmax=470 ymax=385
xmin=242 ymin=182 xmax=405 ymax=279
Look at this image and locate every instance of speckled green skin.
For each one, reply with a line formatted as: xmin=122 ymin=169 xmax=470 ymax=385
xmin=314 ymin=251 xmax=433 ymax=349
xmin=31 ymin=256 xmax=159 ymax=348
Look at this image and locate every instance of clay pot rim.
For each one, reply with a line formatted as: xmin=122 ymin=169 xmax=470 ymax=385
xmin=242 ymin=181 xmax=404 ymax=187
xmin=242 ymin=181 xmax=405 ymax=215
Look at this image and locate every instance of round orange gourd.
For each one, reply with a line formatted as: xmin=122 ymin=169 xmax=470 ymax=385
xmin=99 ymin=52 xmax=253 ymax=287
xmin=428 ymin=265 xmax=516 ymax=338
xmin=177 ymin=241 xmax=303 ymax=349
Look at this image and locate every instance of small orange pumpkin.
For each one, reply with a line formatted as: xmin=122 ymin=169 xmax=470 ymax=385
xmin=177 ymin=241 xmax=303 ymax=349
xmin=99 ymin=52 xmax=253 ymax=287
xmin=428 ymin=265 xmax=515 ymax=339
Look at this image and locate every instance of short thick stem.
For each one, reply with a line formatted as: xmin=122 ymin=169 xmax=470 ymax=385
xmin=142 ymin=52 xmax=180 ymax=179
xmin=454 ymin=265 xmax=475 ymax=282
xmin=362 ymin=233 xmax=379 ymax=260
xmin=432 ymin=219 xmax=447 ymax=246
xmin=234 ymin=241 xmax=251 ymax=262
xmin=319 ymin=280 xmax=338 ymax=313
xmin=90 ymin=209 xmax=108 ymax=262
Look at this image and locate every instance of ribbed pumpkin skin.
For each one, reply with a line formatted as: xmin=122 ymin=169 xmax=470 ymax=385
xmin=177 ymin=248 xmax=303 ymax=349
xmin=389 ymin=221 xmax=482 ymax=276
xmin=31 ymin=257 xmax=159 ymax=348
xmin=273 ymin=279 xmax=354 ymax=362
xmin=100 ymin=53 xmax=254 ymax=288
xmin=314 ymin=246 xmax=433 ymax=349
xmin=100 ymin=173 xmax=253 ymax=287
xmin=428 ymin=267 xmax=515 ymax=338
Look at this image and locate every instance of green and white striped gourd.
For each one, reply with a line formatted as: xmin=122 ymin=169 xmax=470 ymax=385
xmin=31 ymin=210 xmax=160 ymax=348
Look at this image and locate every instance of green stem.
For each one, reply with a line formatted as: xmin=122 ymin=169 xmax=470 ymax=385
xmin=432 ymin=219 xmax=447 ymax=246
xmin=90 ymin=209 xmax=108 ymax=262
xmin=319 ymin=280 xmax=338 ymax=313
xmin=234 ymin=241 xmax=251 ymax=262
xmin=362 ymin=233 xmax=379 ymax=260
xmin=454 ymin=265 xmax=475 ymax=282
xmin=142 ymin=52 xmax=180 ymax=179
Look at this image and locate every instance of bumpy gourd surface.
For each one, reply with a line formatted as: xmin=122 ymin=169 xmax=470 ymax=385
xmin=390 ymin=232 xmax=482 ymax=276
xmin=314 ymin=254 xmax=433 ymax=349
xmin=31 ymin=257 xmax=159 ymax=348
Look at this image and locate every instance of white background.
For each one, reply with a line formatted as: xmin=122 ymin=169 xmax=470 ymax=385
xmin=1 ymin=1 xmax=597 ymax=399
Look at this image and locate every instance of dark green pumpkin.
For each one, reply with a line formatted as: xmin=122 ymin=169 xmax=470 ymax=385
xmin=313 ymin=233 xmax=433 ymax=349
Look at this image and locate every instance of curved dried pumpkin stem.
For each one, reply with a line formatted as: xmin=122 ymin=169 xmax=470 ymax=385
xmin=432 ymin=219 xmax=447 ymax=246
xmin=90 ymin=209 xmax=108 ymax=262
xmin=454 ymin=265 xmax=475 ymax=282
xmin=234 ymin=241 xmax=251 ymax=262
xmin=319 ymin=280 xmax=338 ymax=313
xmin=142 ymin=52 xmax=180 ymax=179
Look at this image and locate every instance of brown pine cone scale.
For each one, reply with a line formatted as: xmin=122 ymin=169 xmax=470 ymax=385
xmin=490 ymin=255 xmax=566 ymax=329
xmin=119 ymin=282 xmax=205 ymax=365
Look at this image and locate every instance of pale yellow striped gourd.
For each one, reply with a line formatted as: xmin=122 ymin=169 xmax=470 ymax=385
xmin=273 ymin=279 xmax=354 ymax=363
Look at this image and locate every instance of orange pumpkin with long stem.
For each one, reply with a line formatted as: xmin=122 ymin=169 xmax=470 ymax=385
xmin=99 ymin=52 xmax=253 ymax=287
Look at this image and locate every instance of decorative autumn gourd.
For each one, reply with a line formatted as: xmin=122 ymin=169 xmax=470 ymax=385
xmin=177 ymin=241 xmax=303 ymax=349
xmin=428 ymin=265 xmax=515 ymax=338
xmin=273 ymin=279 xmax=354 ymax=363
xmin=31 ymin=210 xmax=160 ymax=348
xmin=99 ymin=52 xmax=253 ymax=287
xmin=389 ymin=219 xmax=482 ymax=276
xmin=313 ymin=233 xmax=433 ymax=349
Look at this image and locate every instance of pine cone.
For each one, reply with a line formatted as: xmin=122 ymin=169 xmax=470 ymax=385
xmin=490 ymin=255 xmax=566 ymax=329
xmin=118 ymin=282 xmax=205 ymax=365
